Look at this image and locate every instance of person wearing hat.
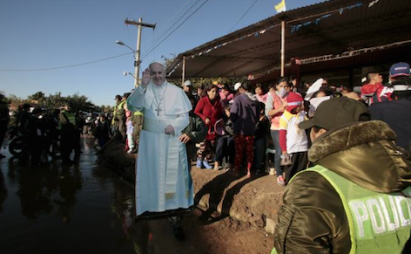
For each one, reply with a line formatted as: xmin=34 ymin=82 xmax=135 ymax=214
xmin=182 ymin=80 xmax=192 ymax=95
xmin=114 ymin=93 xmax=129 ymax=142
xmin=230 ymin=82 xmax=260 ymax=177
xmin=272 ymin=96 xmax=411 ymax=254
xmin=389 ymin=62 xmax=410 ymax=82
xmin=279 ymin=92 xmax=309 ymax=185
xmin=372 ymin=62 xmax=411 ymax=104
xmin=370 ymin=77 xmax=411 ymax=153
xmin=371 ymin=63 xmax=409 ymax=104
xmin=112 ymin=94 xmax=122 ymax=133
xmin=234 ymin=82 xmax=242 ymax=93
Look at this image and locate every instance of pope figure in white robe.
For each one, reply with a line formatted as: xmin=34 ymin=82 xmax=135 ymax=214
xmin=127 ymin=61 xmax=193 ymax=217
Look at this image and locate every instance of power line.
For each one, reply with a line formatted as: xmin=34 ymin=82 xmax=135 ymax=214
xmin=228 ymin=0 xmax=259 ymax=33
xmin=0 ymin=52 xmax=131 ymax=72
xmin=142 ymin=0 xmax=201 ymax=51
xmin=124 ymin=22 xmax=135 ymax=47
xmin=141 ymin=0 xmax=193 ymax=49
xmin=142 ymin=0 xmax=210 ymax=60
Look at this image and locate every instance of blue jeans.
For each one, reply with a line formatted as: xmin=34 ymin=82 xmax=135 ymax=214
xmin=270 ymin=130 xmax=283 ymax=176
xmin=214 ymin=136 xmax=235 ymax=164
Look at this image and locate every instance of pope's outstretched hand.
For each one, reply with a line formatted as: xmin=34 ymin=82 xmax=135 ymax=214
xmin=141 ymin=68 xmax=151 ymax=88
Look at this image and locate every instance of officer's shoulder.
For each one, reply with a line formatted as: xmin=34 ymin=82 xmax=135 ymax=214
xmin=285 ymin=171 xmax=337 ymax=200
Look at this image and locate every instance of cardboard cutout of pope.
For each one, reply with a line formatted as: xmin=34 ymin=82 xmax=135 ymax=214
xmin=127 ymin=61 xmax=193 ymax=220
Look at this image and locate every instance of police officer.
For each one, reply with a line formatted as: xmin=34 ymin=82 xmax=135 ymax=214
xmin=272 ymin=97 xmax=411 ymax=254
xmin=59 ymin=104 xmax=76 ymax=166
xmin=115 ymin=94 xmax=128 ymax=141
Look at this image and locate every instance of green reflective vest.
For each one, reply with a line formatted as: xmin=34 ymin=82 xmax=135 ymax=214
xmin=133 ymin=110 xmax=143 ymax=116
xmin=272 ymin=166 xmax=411 ymax=254
xmin=117 ymin=100 xmax=126 ymax=110
xmin=61 ymin=110 xmax=75 ymax=125
xmin=116 ymin=100 xmax=126 ymax=118
xmin=112 ymin=105 xmax=117 ymax=125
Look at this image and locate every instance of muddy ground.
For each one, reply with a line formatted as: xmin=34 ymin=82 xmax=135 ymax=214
xmin=100 ymin=137 xmax=285 ymax=253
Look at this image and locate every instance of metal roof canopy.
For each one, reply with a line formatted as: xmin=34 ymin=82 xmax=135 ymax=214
xmin=166 ymin=0 xmax=411 ymax=80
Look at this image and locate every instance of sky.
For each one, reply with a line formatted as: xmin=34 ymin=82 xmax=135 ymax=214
xmin=0 ymin=0 xmax=323 ymax=106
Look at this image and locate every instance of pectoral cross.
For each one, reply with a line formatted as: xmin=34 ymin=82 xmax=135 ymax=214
xmin=155 ymin=107 xmax=162 ymax=116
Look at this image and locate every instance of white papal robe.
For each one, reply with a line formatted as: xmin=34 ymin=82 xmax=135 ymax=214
xmin=126 ymin=81 xmax=193 ymax=216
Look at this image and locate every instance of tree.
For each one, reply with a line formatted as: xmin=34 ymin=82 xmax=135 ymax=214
xmin=164 ymin=54 xmax=245 ymax=89
xmin=66 ymin=93 xmax=94 ymax=113
xmin=28 ymin=91 xmax=45 ymax=101
xmin=6 ymin=94 xmax=27 ymax=111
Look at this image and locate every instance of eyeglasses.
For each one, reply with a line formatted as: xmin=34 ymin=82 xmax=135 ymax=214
xmin=150 ymin=71 xmax=163 ymax=75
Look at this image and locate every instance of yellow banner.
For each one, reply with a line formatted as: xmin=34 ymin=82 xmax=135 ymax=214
xmin=275 ymin=0 xmax=286 ymax=13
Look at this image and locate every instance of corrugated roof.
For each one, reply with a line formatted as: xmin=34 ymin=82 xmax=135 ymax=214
xmin=167 ymin=0 xmax=411 ymax=79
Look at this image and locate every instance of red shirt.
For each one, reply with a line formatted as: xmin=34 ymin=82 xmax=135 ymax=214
xmin=360 ymin=83 xmax=382 ymax=104
xmin=194 ymin=96 xmax=223 ymax=140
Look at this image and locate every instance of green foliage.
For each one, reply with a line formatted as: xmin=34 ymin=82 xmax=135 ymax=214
xmin=28 ymin=91 xmax=46 ymax=101
xmin=164 ymin=55 xmax=245 ymax=89
xmin=167 ymin=77 xmax=245 ymax=89
xmin=6 ymin=92 xmax=101 ymax=113
xmin=6 ymin=94 xmax=29 ymax=110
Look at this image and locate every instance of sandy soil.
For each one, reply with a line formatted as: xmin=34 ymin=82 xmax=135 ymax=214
xmin=128 ymin=208 xmax=273 ymax=254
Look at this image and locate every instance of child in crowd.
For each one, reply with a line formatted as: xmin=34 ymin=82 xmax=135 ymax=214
xmin=279 ymin=92 xmax=309 ymax=185
xmin=125 ymin=110 xmax=135 ymax=153
xmin=179 ymin=95 xmax=207 ymax=170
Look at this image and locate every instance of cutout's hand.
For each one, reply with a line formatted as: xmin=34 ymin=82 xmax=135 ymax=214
xmin=164 ymin=125 xmax=175 ymax=135
xmin=141 ymin=68 xmax=151 ymax=88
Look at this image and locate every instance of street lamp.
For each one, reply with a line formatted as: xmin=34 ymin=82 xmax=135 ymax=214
xmin=116 ymin=40 xmax=141 ymax=87
xmin=123 ymin=71 xmax=141 ymax=85
xmin=123 ymin=71 xmax=136 ymax=78
xmin=116 ymin=41 xmax=136 ymax=58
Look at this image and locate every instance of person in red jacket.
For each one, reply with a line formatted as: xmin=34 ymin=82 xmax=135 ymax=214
xmin=360 ymin=72 xmax=383 ymax=105
xmin=194 ymin=85 xmax=224 ymax=169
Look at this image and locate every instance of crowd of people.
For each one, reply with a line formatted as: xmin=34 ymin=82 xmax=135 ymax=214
xmin=0 ymin=102 xmax=89 ymax=166
xmin=171 ymin=62 xmax=411 ymax=189
xmin=271 ymin=62 xmax=411 ymax=254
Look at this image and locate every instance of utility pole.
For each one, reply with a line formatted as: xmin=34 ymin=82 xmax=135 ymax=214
xmin=124 ymin=18 xmax=156 ymax=87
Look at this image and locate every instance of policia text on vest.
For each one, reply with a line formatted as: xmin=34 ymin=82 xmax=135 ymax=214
xmin=350 ymin=188 xmax=411 ymax=238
